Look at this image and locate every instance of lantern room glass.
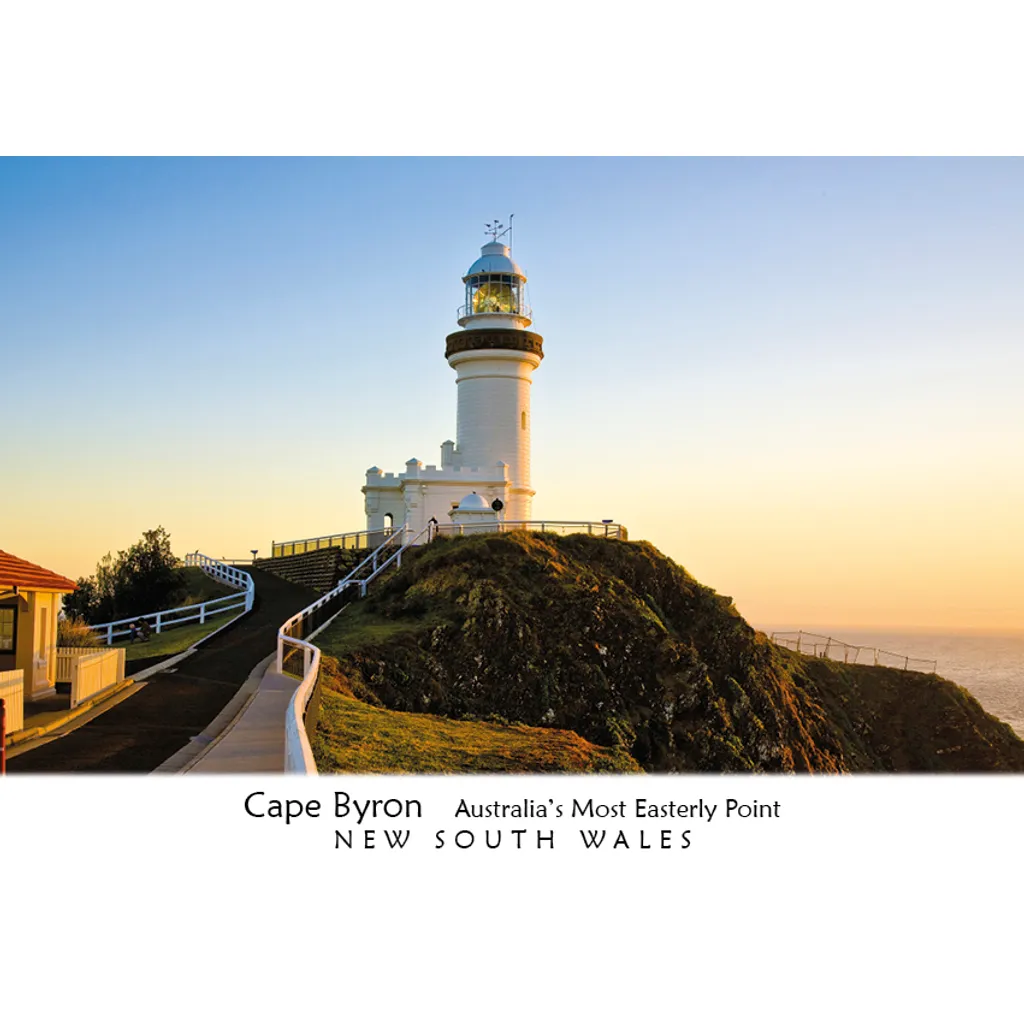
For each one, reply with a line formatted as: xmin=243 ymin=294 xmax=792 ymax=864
xmin=468 ymin=274 xmax=522 ymax=315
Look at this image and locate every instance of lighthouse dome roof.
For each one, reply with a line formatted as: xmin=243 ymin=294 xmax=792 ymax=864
xmin=465 ymin=241 xmax=523 ymax=279
xmin=457 ymin=492 xmax=491 ymax=510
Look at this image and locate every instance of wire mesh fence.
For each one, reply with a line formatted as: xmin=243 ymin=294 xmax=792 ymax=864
xmin=770 ymin=631 xmax=937 ymax=673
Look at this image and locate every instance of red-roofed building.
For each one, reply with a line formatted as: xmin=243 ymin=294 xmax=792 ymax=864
xmin=1 ymin=551 xmax=77 ymax=724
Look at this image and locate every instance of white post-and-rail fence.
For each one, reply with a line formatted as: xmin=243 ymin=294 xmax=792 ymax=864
xmin=279 ymin=519 xmax=630 ymax=774
xmin=1 ymin=670 xmax=25 ymax=735
xmin=88 ymin=555 xmax=255 ymax=646
xmin=771 ymin=630 xmax=938 ymax=674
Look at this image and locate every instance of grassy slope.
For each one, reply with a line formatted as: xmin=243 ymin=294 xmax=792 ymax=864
xmin=314 ymin=672 xmax=640 ymax=773
xmin=313 ymin=595 xmax=645 ymax=772
xmin=788 ymin=653 xmax=1024 ymax=771
xmin=179 ymin=566 xmax=239 ymax=603
xmin=313 ymin=531 xmax=1024 ymax=774
xmin=118 ymin=567 xmax=243 ymax=663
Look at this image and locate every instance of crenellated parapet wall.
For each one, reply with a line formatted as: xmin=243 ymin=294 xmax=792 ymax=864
xmin=364 ymin=459 xmax=512 ymax=536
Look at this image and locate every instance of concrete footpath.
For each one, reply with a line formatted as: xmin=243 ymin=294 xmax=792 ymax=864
xmin=8 ymin=677 xmax=140 ymax=755
xmin=176 ymin=657 xmax=303 ymax=773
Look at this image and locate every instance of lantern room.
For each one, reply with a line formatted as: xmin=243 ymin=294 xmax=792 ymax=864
xmin=458 ymin=239 xmax=532 ymax=328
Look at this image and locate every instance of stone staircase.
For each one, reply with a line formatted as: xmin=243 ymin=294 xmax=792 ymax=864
xmin=253 ymin=548 xmax=371 ymax=593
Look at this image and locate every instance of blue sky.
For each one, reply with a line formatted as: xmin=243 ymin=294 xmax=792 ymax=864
xmin=2 ymin=157 xmax=1022 ymax=628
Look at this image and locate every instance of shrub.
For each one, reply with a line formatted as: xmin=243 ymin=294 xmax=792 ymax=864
xmin=57 ymin=615 xmax=101 ymax=648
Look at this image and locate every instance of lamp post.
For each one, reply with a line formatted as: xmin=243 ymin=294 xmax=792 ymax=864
xmin=251 ymin=549 xmax=259 ymax=564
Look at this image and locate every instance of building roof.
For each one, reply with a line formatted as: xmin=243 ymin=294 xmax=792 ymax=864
xmin=0 ymin=550 xmax=77 ymax=592
xmin=465 ymin=241 xmax=524 ymax=279
xmin=457 ymin=492 xmax=492 ymax=510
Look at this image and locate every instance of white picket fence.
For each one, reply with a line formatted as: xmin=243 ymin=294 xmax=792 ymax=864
xmin=68 ymin=648 xmax=126 ymax=709
xmin=89 ymin=555 xmax=255 ymax=646
xmin=56 ymin=647 xmax=106 ymax=683
xmin=0 ymin=669 xmax=25 ymax=735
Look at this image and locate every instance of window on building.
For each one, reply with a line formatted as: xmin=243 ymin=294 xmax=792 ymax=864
xmin=0 ymin=606 xmax=16 ymax=653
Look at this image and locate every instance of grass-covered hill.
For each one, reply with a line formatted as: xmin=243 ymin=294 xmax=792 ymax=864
xmin=312 ymin=532 xmax=1024 ymax=773
xmin=313 ymin=678 xmax=640 ymax=773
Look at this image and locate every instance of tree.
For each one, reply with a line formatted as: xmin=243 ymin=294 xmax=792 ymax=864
xmin=64 ymin=527 xmax=187 ymax=623
xmin=63 ymin=576 xmax=97 ymax=622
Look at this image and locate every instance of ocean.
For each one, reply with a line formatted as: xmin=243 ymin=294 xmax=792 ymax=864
xmin=761 ymin=627 xmax=1024 ymax=741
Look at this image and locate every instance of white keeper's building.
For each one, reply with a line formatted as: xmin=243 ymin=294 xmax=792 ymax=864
xmin=362 ymin=231 xmax=544 ymax=534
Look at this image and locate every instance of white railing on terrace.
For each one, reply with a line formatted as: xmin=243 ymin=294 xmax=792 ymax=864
xmin=456 ymin=302 xmax=533 ymax=321
xmin=770 ymin=631 xmax=938 ymax=674
xmin=88 ymin=555 xmax=255 ymax=646
xmin=280 ymin=525 xmax=429 ymax=774
xmin=275 ymin=521 xmax=627 ymax=557
xmin=272 ymin=528 xmax=393 ymax=559
xmin=432 ymin=520 xmax=627 ymax=540
xmin=1 ymin=670 xmax=25 ymax=735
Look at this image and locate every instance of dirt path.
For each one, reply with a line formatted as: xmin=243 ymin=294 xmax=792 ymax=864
xmin=8 ymin=568 xmax=317 ymax=774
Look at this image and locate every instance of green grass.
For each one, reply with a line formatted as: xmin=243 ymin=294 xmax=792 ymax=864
xmin=114 ymin=567 xmax=245 ymax=663
xmin=179 ymin=566 xmax=238 ymax=603
xmin=305 ymin=531 xmax=1024 ymax=773
xmin=117 ymin=606 xmax=245 ymax=663
xmin=118 ymin=611 xmax=245 ymax=663
xmin=314 ymin=601 xmax=445 ymax=659
xmin=312 ymin=687 xmax=642 ymax=774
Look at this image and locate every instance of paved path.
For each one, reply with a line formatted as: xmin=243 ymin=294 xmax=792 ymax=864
xmin=8 ymin=569 xmax=317 ymax=773
xmin=185 ymin=662 xmax=302 ymax=773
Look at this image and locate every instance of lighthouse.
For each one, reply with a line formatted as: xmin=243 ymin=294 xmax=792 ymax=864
xmin=363 ymin=223 xmax=544 ymax=534
xmin=447 ymin=224 xmax=544 ymax=520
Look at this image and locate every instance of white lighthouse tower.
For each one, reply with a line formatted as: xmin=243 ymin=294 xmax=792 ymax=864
xmin=363 ymin=222 xmax=544 ymax=534
xmin=448 ymin=222 xmax=543 ymax=521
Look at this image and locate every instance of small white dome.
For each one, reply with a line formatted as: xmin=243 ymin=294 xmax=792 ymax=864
xmin=457 ymin=492 xmax=491 ymax=510
xmin=465 ymin=242 xmax=523 ymax=279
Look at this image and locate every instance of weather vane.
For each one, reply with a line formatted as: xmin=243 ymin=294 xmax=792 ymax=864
xmin=485 ymin=219 xmax=512 ymax=242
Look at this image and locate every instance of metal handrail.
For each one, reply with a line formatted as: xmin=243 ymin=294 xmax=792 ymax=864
xmin=277 ymin=527 xmax=408 ymax=657
xmin=279 ymin=524 xmax=430 ymax=774
xmin=432 ymin=520 xmax=627 ymax=540
xmin=271 ymin=527 xmax=392 ymax=559
xmin=358 ymin=524 xmax=431 ymax=592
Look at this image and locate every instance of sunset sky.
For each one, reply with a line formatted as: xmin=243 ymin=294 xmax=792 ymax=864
xmin=2 ymin=157 xmax=1021 ymax=630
